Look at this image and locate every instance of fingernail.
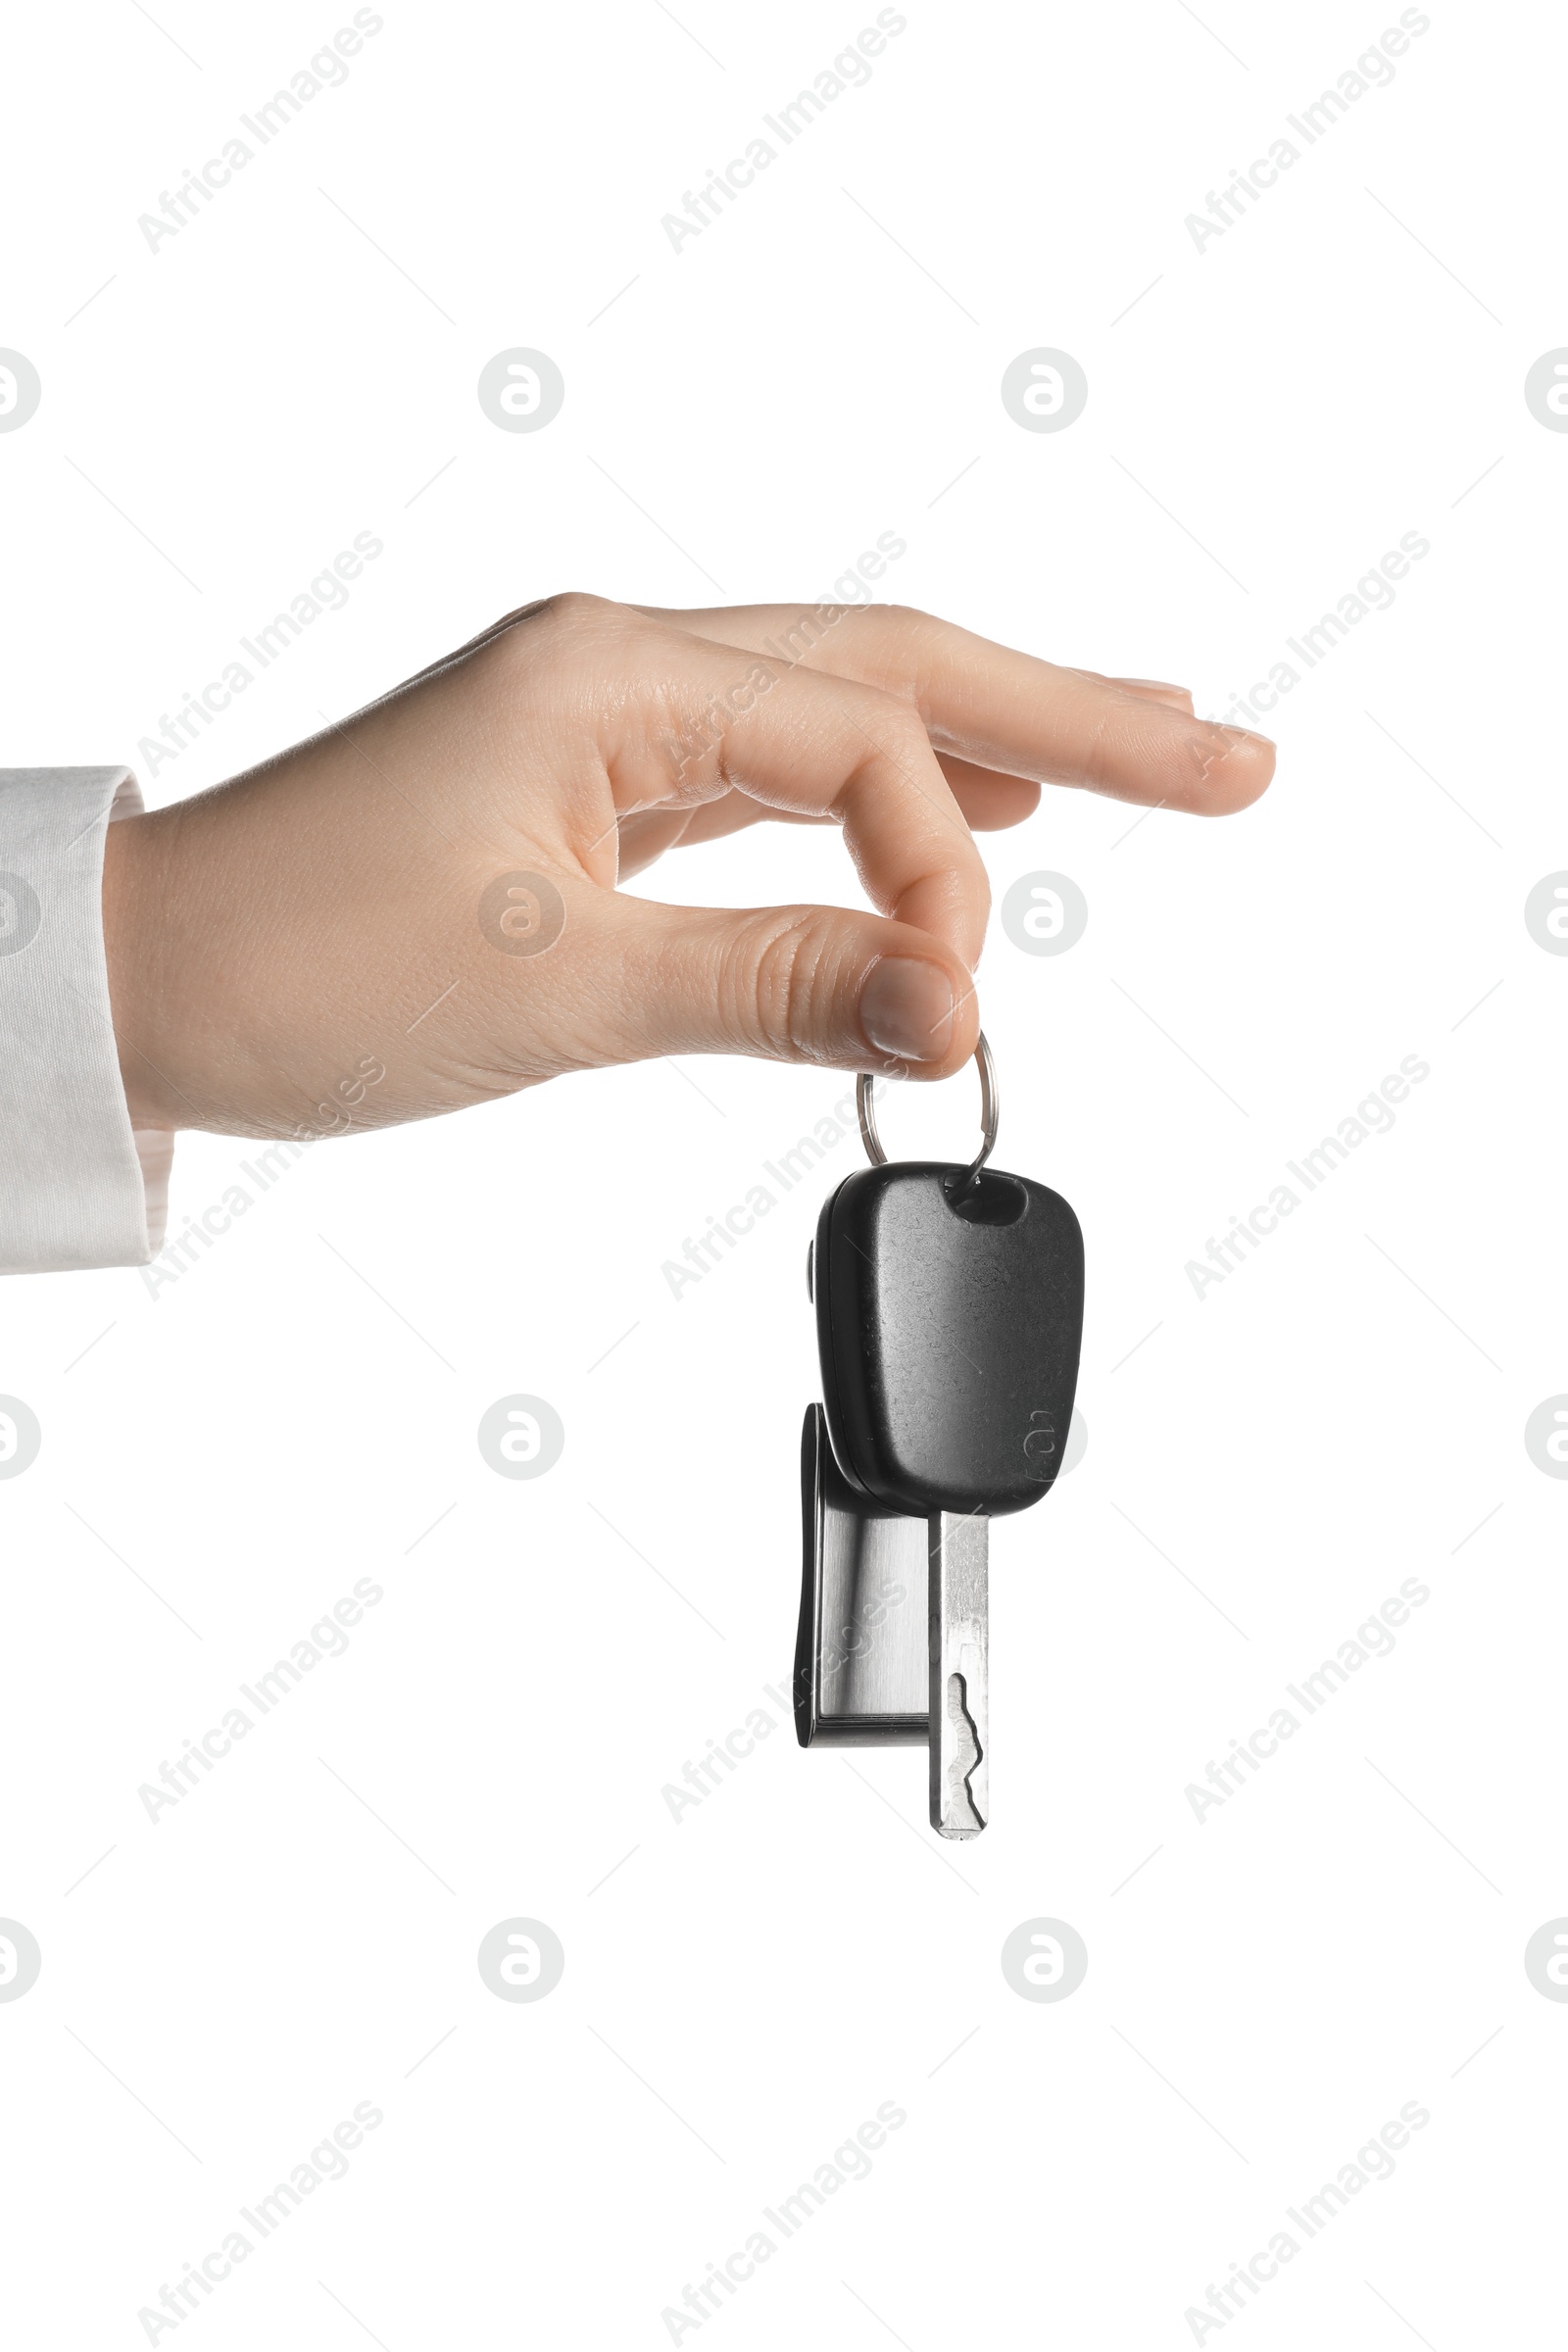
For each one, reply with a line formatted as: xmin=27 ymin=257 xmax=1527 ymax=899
xmin=1116 ymin=676 xmax=1186 ymax=692
xmin=858 ymin=956 xmax=956 ymax=1061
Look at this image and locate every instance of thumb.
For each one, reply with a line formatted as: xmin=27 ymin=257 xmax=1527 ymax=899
xmin=587 ymin=894 xmax=981 ymax=1080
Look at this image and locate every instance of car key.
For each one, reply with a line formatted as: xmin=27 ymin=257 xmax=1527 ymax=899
xmin=795 ymin=1036 xmax=1084 ymax=1838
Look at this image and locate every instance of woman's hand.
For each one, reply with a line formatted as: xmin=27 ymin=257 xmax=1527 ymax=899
xmin=101 ymin=593 xmax=1274 ymax=1142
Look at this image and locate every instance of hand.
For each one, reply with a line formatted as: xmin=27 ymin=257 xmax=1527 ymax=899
xmin=101 ymin=593 xmax=1274 ymax=1142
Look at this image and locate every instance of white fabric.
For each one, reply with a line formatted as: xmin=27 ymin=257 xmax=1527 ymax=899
xmin=0 ymin=767 xmax=171 ymax=1272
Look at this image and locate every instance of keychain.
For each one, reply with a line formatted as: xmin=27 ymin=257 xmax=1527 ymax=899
xmin=794 ymin=1037 xmax=1084 ymax=1838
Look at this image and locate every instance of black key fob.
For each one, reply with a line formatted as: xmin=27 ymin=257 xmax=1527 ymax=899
xmin=812 ymin=1159 xmax=1084 ymax=1519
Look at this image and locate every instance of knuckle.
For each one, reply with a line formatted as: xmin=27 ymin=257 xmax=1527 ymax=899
xmin=866 ymin=601 xmax=944 ymax=710
xmin=868 ymin=600 xmax=941 ymax=662
xmin=864 ymin=689 xmax=937 ymax=766
xmin=483 ymin=591 xmax=641 ymax=696
xmin=529 ymin=589 xmax=625 ymax=634
xmin=722 ymin=911 xmax=833 ymax=1058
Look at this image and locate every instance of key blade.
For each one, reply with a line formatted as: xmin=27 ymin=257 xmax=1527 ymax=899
xmin=929 ymin=1512 xmax=988 ymax=1837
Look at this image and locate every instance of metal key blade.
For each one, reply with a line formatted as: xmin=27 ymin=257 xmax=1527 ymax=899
xmin=928 ymin=1512 xmax=988 ymax=1837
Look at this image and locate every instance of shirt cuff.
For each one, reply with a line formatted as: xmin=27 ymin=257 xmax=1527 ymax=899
xmin=0 ymin=766 xmax=172 ymax=1272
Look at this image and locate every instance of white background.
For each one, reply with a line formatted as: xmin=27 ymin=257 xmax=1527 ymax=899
xmin=2 ymin=1 xmax=1565 ymax=2344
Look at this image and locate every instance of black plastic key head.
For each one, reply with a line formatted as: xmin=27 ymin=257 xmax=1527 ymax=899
xmin=813 ymin=1161 xmax=1084 ymax=1519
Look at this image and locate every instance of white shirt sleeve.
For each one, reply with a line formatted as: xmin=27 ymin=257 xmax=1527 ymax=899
xmin=0 ymin=766 xmax=172 ymax=1273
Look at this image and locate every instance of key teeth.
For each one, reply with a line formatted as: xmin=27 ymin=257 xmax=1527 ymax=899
xmin=939 ymin=1670 xmax=986 ymax=1838
xmin=929 ymin=1511 xmax=989 ymax=1840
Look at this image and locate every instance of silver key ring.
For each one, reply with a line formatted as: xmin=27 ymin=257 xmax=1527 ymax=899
xmin=857 ymin=1032 xmax=1000 ymax=1190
